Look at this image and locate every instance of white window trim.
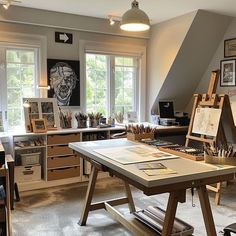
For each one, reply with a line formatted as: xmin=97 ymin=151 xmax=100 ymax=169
xmin=79 ymin=40 xmax=146 ymax=122
xmin=0 ymin=31 xmax=47 ymax=98
xmin=0 ymin=31 xmax=47 ymax=131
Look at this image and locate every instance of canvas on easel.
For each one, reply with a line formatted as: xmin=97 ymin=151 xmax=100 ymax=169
xmin=185 ymin=69 xmax=236 ymax=205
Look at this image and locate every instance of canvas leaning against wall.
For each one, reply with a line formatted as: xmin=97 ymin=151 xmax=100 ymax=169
xmin=47 ymin=59 xmax=80 ymax=106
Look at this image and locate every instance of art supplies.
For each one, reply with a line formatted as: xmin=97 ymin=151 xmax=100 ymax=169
xmin=159 ymin=145 xmax=204 ymax=161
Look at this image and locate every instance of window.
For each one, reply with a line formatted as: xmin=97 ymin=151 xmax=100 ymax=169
xmin=86 ymin=53 xmax=138 ymax=118
xmin=0 ymin=46 xmax=39 ymax=131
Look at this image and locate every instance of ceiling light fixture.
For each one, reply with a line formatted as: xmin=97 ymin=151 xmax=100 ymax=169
xmin=1 ymin=0 xmax=21 ymax=10
xmin=120 ymin=0 xmax=150 ymax=32
xmin=108 ymin=15 xmax=121 ymax=26
xmin=2 ymin=1 xmax=10 ymax=9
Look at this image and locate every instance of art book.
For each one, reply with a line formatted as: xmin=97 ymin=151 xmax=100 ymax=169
xmin=143 ymin=168 xmax=177 ymax=176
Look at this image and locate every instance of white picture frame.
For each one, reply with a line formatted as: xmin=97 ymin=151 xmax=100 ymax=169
xmin=23 ymin=98 xmax=60 ymax=132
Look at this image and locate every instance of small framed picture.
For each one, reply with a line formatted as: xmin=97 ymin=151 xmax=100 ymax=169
xmin=224 ymin=38 xmax=236 ymax=57
xmin=31 ymin=119 xmax=47 ymax=133
xmin=220 ymin=59 xmax=236 ymax=87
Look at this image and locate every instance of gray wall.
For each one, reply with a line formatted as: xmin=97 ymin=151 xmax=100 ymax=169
xmin=147 ymin=11 xmax=196 ymax=118
xmin=192 ymin=18 xmax=236 ymax=125
xmin=147 ymin=10 xmax=231 ymax=119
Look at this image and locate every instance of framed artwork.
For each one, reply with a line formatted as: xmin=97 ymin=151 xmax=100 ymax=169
xmin=220 ymin=59 xmax=236 ymax=87
xmin=32 ymin=119 xmax=47 ymax=133
xmin=224 ymin=38 xmax=236 ymax=58
xmin=47 ymin=59 xmax=80 ymax=106
xmin=23 ymin=98 xmax=60 ymax=132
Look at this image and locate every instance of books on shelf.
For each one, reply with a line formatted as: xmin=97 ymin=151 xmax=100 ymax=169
xmin=133 ymin=206 xmax=194 ymax=236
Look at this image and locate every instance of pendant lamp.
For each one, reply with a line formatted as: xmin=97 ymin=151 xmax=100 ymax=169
xmin=120 ymin=0 xmax=150 ymax=31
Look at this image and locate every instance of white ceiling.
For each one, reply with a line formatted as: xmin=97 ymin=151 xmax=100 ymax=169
xmin=10 ymin=0 xmax=236 ymax=24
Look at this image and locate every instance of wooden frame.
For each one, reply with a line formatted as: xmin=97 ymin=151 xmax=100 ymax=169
xmin=32 ymin=119 xmax=47 ymax=133
xmin=220 ymin=59 xmax=236 ymax=87
xmin=23 ymin=98 xmax=60 ymax=132
xmin=224 ymin=38 xmax=236 ymax=58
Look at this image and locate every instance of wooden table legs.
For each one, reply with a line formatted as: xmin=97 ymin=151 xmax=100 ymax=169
xmin=79 ymin=165 xmax=136 ymax=227
xmin=197 ymin=185 xmax=217 ymax=236
xmin=79 ymin=166 xmax=99 ymax=226
xmin=162 ymin=190 xmax=186 ymax=236
xmin=79 ymin=164 xmax=217 ymax=236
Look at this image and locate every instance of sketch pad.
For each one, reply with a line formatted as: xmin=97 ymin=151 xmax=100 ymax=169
xmin=192 ymin=107 xmax=222 ymax=137
xmin=94 ymin=145 xmax=179 ymax=164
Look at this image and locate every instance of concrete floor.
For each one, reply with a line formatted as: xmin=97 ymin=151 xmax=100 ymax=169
xmin=12 ymin=178 xmax=236 ymax=236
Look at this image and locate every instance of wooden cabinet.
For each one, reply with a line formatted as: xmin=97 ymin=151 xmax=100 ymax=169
xmin=10 ymin=126 xmax=125 ymax=191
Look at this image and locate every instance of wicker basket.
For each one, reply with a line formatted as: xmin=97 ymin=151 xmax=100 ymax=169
xmin=127 ymin=132 xmax=154 ymax=141
xmin=204 ymin=154 xmax=236 ymax=166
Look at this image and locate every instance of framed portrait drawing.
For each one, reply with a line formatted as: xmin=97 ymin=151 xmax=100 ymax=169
xmin=32 ymin=119 xmax=47 ymax=133
xmin=47 ymin=59 xmax=80 ymax=107
xmin=23 ymin=98 xmax=60 ymax=132
xmin=224 ymin=38 xmax=236 ymax=58
xmin=220 ymin=59 xmax=236 ymax=87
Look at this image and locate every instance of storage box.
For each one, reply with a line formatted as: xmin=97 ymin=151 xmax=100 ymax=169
xmin=127 ymin=132 xmax=154 ymax=141
xmin=47 ymin=155 xmax=80 ymax=169
xmin=47 ymin=133 xmax=80 ymax=145
xmin=47 ymin=166 xmax=80 ymax=181
xmin=133 ymin=206 xmax=194 ymax=236
xmin=205 ymin=154 xmax=236 ymax=166
xmin=47 ymin=145 xmax=74 ymax=156
xmin=15 ymin=165 xmax=41 ymax=182
xmin=20 ymin=152 xmax=40 ymax=166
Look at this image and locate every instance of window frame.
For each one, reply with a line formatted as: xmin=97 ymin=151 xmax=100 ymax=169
xmin=81 ymin=40 xmax=146 ymax=121
xmin=0 ymin=32 xmax=47 ymax=132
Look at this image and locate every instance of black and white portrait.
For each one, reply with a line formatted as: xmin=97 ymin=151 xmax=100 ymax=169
xmin=220 ymin=59 xmax=236 ymax=87
xmin=47 ymin=59 xmax=80 ymax=106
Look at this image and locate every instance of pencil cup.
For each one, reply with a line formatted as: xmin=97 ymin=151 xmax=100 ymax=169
xmin=127 ymin=132 xmax=154 ymax=141
xmin=204 ymin=154 xmax=236 ymax=166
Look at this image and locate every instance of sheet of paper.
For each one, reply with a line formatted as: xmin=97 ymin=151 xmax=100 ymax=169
xmin=94 ymin=145 xmax=179 ymax=164
xmin=192 ymin=107 xmax=221 ymax=137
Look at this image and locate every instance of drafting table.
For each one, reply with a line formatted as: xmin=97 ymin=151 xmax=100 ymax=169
xmin=69 ymin=139 xmax=236 ymax=236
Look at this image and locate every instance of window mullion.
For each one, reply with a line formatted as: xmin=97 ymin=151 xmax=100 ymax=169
xmin=108 ymin=55 xmax=115 ymax=117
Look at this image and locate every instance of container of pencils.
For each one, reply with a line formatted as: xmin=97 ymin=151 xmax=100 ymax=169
xmin=204 ymin=154 xmax=236 ymax=166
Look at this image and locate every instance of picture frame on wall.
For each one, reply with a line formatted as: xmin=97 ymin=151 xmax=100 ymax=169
xmin=32 ymin=119 xmax=47 ymax=133
xmin=23 ymin=98 xmax=60 ymax=132
xmin=220 ymin=59 xmax=236 ymax=87
xmin=47 ymin=59 xmax=80 ymax=106
xmin=224 ymin=38 xmax=236 ymax=58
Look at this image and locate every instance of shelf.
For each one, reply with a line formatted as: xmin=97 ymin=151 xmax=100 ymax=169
xmin=15 ymin=145 xmax=46 ymax=150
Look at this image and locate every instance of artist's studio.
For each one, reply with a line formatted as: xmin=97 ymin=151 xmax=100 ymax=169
xmin=1 ymin=1 xmax=236 ymax=235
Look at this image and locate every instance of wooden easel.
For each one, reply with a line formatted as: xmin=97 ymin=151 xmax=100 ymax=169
xmin=185 ymin=69 xmax=236 ymax=205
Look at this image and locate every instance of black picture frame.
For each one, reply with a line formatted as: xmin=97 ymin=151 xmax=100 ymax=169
xmin=220 ymin=59 xmax=236 ymax=87
xmin=224 ymin=38 xmax=236 ymax=58
xmin=47 ymin=59 xmax=80 ymax=106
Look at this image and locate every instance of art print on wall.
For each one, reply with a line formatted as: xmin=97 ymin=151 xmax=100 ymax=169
xmin=220 ymin=59 xmax=236 ymax=87
xmin=224 ymin=38 xmax=236 ymax=58
xmin=23 ymin=98 xmax=60 ymax=132
xmin=47 ymin=59 xmax=80 ymax=106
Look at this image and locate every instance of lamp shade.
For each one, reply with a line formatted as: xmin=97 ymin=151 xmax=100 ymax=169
xmin=120 ymin=0 xmax=150 ymax=31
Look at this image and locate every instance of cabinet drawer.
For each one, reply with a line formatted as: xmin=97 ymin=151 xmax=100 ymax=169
xmin=47 ymin=166 xmax=80 ymax=181
xmin=47 ymin=155 xmax=80 ymax=168
xmin=47 ymin=145 xmax=74 ymax=156
xmin=47 ymin=133 xmax=80 ymax=145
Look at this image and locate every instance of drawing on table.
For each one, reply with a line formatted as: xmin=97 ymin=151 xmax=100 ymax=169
xmin=94 ymin=145 xmax=179 ymax=164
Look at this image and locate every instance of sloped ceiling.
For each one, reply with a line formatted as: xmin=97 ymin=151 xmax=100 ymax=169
xmin=149 ymin=10 xmax=232 ymax=115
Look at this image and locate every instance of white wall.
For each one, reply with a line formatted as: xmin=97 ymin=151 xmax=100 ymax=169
xmin=146 ymin=11 xmax=196 ymax=118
